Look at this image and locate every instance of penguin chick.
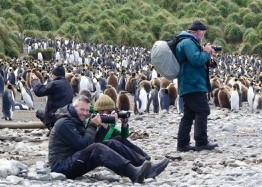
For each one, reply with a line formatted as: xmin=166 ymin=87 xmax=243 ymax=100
xmin=104 ymin=85 xmax=118 ymax=105
xmin=218 ymin=87 xmax=231 ymax=110
xmin=167 ymin=83 xmax=178 ymax=106
xmin=117 ymin=91 xmax=130 ymax=111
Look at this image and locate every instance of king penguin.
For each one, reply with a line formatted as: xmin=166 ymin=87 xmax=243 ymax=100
xmin=230 ymin=84 xmax=240 ymax=113
xmin=0 ymin=73 xmax=4 ymax=97
xmin=252 ymin=88 xmax=262 ymax=113
xmin=117 ymin=70 xmax=126 ymax=92
xmin=247 ymin=82 xmax=255 ymax=109
xmin=15 ymin=101 xmax=29 ymax=110
xmin=159 ymin=88 xmax=170 ymax=113
xmin=2 ymin=83 xmax=16 ymax=120
xmin=176 ymin=95 xmax=184 ymax=114
xmin=134 ymin=84 xmax=148 ymax=115
xmin=147 ymin=85 xmax=159 ymax=113
xmin=17 ymin=80 xmax=34 ymax=110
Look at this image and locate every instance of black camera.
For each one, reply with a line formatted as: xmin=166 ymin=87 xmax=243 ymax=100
xmin=211 ymin=45 xmax=222 ymax=52
xmin=117 ymin=110 xmax=131 ymax=118
xmin=93 ymin=110 xmax=131 ymax=124
xmin=100 ymin=115 xmax=116 ymax=123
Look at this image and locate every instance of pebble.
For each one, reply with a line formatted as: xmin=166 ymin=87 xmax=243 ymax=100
xmin=0 ymin=102 xmax=262 ymax=186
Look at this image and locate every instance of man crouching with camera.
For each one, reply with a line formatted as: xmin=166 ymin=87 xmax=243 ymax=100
xmin=85 ymin=94 xmax=169 ymax=179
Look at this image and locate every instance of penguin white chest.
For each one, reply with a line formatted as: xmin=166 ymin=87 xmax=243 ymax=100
xmin=137 ymin=88 xmax=147 ymax=113
xmin=231 ymin=91 xmax=239 ymax=112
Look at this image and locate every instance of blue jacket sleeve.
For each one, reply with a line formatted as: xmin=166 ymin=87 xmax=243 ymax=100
xmin=183 ymin=39 xmax=210 ymax=67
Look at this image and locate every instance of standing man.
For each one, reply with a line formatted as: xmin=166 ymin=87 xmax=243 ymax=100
xmin=175 ymin=20 xmax=218 ymax=152
xmin=30 ymin=64 xmax=74 ymax=130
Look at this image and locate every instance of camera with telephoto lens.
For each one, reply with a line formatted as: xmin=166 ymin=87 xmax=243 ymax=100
xmin=211 ymin=45 xmax=222 ymax=52
xmin=100 ymin=115 xmax=116 ymax=123
xmin=92 ymin=110 xmax=131 ymax=124
xmin=117 ymin=110 xmax=131 ymax=118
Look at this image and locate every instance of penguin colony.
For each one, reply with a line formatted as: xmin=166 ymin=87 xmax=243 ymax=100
xmin=0 ymin=36 xmax=262 ymax=120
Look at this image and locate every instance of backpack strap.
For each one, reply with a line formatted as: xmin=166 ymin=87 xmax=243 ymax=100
xmin=167 ymin=36 xmax=201 ymax=57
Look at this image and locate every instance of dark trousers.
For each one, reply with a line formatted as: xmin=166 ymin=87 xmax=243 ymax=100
xmin=105 ymin=136 xmax=151 ymax=167
xmin=36 ymin=108 xmax=54 ymax=129
xmin=51 ymin=143 xmax=130 ymax=179
xmin=177 ymin=92 xmax=210 ymax=147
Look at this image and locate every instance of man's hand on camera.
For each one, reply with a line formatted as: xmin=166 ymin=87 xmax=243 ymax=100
xmin=90 ymin=114 xmax=102 ymax=127
xmin=120 ymin=118 xmax=128 ymax=127
xmin=203 ymin=43 xmax=215 ymax=56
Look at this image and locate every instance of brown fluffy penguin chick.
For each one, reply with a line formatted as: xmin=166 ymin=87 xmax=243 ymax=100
xmin=150 ymin=77 xmax=161 ymax=91
xmin=239 ymin=76 xmax=250 ymax=88
xmin=218 ymin=87 xmax=231 ymax=109
xmin=104 ymin=85 xmax=118 ymax=105
xmin=212 ymin=87 xmax=220 ymax=107
xmin=70 ymin=75 xmax=80 ymax=95
xmin=167 ymin=83 xmax=178 ymax=106
xmin=240 ymin=83 xmax=248 ymax=102
xmin=139 ymin=73 xmax=147 ymax=81
xmin=65 ymin=72 xmax=75 ymax=83
xmin=117 ymin=91 xmax=131 ymax=111
xmin=26 ymin=69 xmax=32 ymax=89
xmin=139 ymin=80 xmax=151 ymax=93
xmin=125 ymin=75 xmax=133 ymax=94
xmin=107 ymin=73 xmax=118 ymax=91
xmin=258 ymin=72 xmax=262 ymax=82
xmin=210 ymin=77 xmax=221 ymax=98
xmin=32 ymin=68 xmax=45 ymax=84
xmin=160 ymin=77 xmax=171 ymax=89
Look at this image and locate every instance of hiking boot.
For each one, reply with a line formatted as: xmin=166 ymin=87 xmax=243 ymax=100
xmin=146 ymin=158 xmax=169 ymax=179
xmin=177 ymin=145 xmax=195 ymax=152
xmin=195 ymin=142 xmax=218 ymax=151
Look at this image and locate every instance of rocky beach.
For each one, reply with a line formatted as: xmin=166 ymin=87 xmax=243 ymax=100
xmin=1 ymin=91 xmax=262 ymax=187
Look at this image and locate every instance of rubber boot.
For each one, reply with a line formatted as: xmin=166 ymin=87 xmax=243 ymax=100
xmin=125 ymin=160 xmax=151 ymax=183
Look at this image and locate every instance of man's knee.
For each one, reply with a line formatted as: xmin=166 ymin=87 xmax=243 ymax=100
xmin=106 ymin=139 xmax=121 ymax=148
xmin=84 ymin=142 xmax=109 ymax=153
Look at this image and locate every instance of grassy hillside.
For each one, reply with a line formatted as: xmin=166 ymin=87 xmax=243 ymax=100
xmin=0 ymin=0 xmax=262 ymax=59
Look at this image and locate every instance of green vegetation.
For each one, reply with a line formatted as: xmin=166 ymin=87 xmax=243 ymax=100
xmin=0 ymin=0 xmax=261 ymax=59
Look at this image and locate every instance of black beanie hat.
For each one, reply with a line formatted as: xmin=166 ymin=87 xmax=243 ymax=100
xmin=188 ymin=20 xmax=208 ymax=31
xmin=52 ymin=65 xmax=65 ymax=77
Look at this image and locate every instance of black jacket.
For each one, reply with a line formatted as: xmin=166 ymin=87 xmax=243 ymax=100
xmin=32 ymin=77 xmax=74 ymax=124
xmin=48 ymin=104 xmax=99 ymax=167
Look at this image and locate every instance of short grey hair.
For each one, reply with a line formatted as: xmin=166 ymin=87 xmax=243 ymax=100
xmin=72 ymin=94 xmax=91 ymax=107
